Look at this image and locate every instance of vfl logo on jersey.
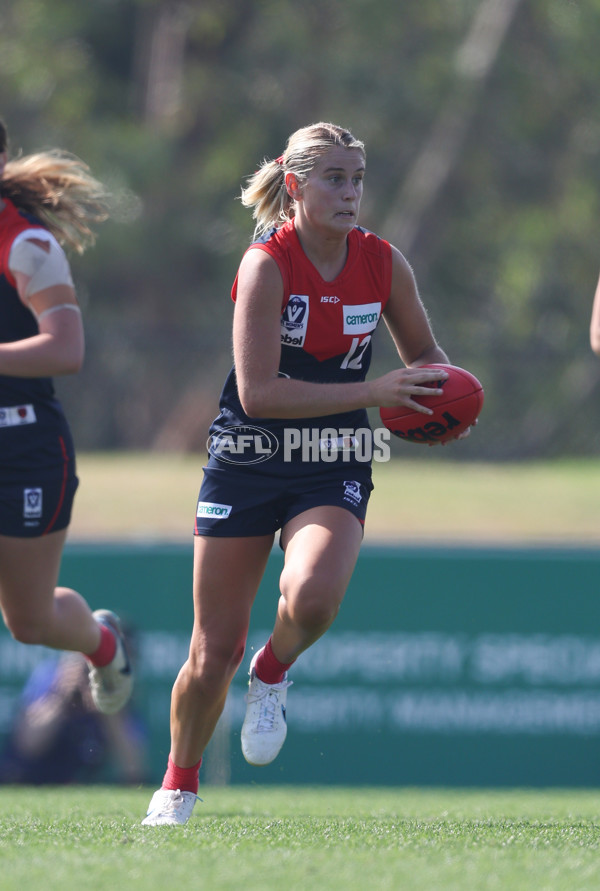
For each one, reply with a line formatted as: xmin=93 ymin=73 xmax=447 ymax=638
xmin=23 ymin=487 xmax=42 ymax=519
xmin=343 ymin=302 xmax=381 ymax=335
xmin=281 ymin=294 xmax=309 ymax=348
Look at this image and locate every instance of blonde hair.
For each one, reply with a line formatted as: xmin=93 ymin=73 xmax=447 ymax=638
xmin=0 ymin=119 xmax=108 ymax=254
xmin=240 ymin=122 xmax=365 ymax=240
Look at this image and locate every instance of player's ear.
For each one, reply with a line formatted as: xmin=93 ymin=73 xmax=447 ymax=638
xmin=285 ymin=173 xmax=301 ymax=200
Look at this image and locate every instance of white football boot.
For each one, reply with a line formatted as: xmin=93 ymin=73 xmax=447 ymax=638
xmin=142 ymin=789 xmax=199 ymax=826
xmin=87 ymin=609 xmax=134 ymax=714
xmin=241 ymin=647 xmax=292 ymax=766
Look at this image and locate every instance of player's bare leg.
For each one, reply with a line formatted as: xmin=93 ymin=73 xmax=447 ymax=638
xmin=143 ymin=533 xmax=274 ymax=826
xmin=0 ymin=530 xmax=101 ymax=652
xmin=171 ymin=533 xmax=274 ymax=766
xmin=275 ymin=505 xmax=363 ymax=661
xmin=0 ymin=531 xmax=133 ymax=714
xmin=241 ymin=506 xmax=362 ymax=766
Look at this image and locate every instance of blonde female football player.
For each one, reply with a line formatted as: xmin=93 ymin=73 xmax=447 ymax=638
xmin=143 ymin=122 xmax=468 ymax=826
xmin=0 ymin=118 xmax=132 ymax=715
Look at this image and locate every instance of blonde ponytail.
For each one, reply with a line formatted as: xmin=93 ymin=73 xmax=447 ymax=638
xmin=240 ymin=122 xmax=365 ymax=241
xmin=240 ymin=158 xmax=291 ymax=241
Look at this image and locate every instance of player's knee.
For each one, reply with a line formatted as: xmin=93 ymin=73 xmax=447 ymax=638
xmin=188 ymin=638 xmax=245 ymax=690
xmin=283 ymin=583 xmax=340 ymax=632
xmin=281 ymin=565 xmax=343 ymax=630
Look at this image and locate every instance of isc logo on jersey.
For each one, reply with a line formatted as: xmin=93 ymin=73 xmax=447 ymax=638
xmin=343 ymin=302 xmax=382 ymax=335
xmin=281 ymin=294 xmax=309 ymax=348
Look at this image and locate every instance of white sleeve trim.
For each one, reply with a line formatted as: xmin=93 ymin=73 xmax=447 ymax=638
xmin=10 ymin=228 xmax=56 ymax=250
xmin=8 ymin=231 xmax=74 ymax=298
xmin=36 ymin=303 xmax=82 ymax=322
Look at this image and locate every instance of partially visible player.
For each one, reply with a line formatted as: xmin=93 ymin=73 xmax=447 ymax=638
xmin=143 ymin=121 xmax=471 ymax=827
xmin=590 ymin=273 xmax=600 ymax=356
xmin=0 ymin=118 xmax=132 ymax=715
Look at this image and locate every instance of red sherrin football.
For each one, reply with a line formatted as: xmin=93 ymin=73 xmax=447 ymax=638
xmin=379 ymin=364 xmax=484 ymax=444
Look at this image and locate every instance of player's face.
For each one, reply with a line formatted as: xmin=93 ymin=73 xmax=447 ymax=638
xmin=294 ymin=147 xmax=365 ymax=238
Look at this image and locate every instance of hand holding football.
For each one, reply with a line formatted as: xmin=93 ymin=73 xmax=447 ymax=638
xmin=379 ymin=364 xmax=484 ymax=445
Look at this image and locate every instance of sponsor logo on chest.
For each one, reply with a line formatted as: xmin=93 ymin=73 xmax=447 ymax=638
xmin=281 ymin=294 xmax=309 ymax=347
xmin=343 ymin=302 xmax=382 ymax=335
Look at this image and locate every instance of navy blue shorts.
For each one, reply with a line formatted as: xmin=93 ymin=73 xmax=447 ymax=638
xmin=0 ymin=400 xmax=79 ymax=537
xmin=0 ymin=465 xmax=79 ymax=538
xmin=0 ymin=472 xmax=79 ymax=538
xmin=194 ymin=465 xmax=373 ymax=538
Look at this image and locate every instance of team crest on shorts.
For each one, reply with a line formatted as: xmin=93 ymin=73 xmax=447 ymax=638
xmin=343 ymin=480 xmax=362 ymax=506
xmin=23 ymin=487 xmax=42 ymax=519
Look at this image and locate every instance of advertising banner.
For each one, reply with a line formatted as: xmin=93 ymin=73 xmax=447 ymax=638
xmin=0 ymin=544 xmax=599 ymax=786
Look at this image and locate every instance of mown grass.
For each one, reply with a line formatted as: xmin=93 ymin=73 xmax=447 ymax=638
xmin=1 ymin=786 xmax=600 ymax=890
xmin=71 ymin=452 xmax=600 ymax=546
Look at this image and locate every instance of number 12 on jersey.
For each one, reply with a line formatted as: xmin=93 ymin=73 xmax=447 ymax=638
xmin=341 ymin=335 xmax=371 ymax=370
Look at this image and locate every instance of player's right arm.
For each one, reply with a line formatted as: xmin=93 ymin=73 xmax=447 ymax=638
xmin=233 ymin=247 xmax=447 ymax=418
xmin=0 ymin=235 xmax=84 ymax=377
xmin=590 ymin=273 xmax=600 ymax=356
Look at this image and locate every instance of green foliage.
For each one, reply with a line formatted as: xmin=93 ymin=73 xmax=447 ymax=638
xmin=1 ymin=0 xmax=600 ymax=456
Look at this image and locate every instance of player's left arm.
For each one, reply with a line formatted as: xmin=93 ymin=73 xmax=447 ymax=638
xmin=384 ymin=246 xmax=473 ymax=442
xmin=590 ymin=272 xmax=600 ymax=356
xmin=382 ymin=245 xmax=449 ymax=368
xmin=0 ymin=235 xmax=84 ymax=377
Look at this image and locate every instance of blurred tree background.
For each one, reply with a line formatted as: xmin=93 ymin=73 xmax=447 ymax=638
xmin=1 ymin=0 xmax=599 ymax=460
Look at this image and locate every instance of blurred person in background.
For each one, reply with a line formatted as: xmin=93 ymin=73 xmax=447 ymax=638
xmin=0 ymin=634 xmax=147 ymax=786
xmin=143 ymin=121 xmax=470 ymax=826
xmin=0 ymin=118 xmax=132 ymax=717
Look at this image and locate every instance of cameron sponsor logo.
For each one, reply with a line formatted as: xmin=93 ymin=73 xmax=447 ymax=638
xmin=343 ymin=302 xmax=381 ymax=335
xmin=207 ymin=425 xmax=279 ymax=464
xmin=196 ymin=501 xmax=232 ymax=519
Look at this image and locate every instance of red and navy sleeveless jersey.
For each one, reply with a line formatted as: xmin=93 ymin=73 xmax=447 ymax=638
xmin=207 ymin=222 xmax=393 ymax=475
xmin=0 ymin=198 xmax=73 ymax=478
xmin=0 ymin=198 xmax=56 ymax=406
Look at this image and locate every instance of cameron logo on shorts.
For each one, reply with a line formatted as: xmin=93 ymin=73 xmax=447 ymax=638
xmin=343 ymin=302 xmax=381 ymax=335
xmin=207 ymin=425 xmax=279 ymax=465
xmin=281 ymin=294 xmax=309 ymax=348
xmin=196 ymin=501 xmax=232 ymax=519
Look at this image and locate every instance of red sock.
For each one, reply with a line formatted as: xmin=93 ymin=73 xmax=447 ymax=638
xmin=162 ymin=754 xmax=202 ymax=795
xmin=85 ymin=623 xmax=117 ymax=667
xmin=255 ymin=637 xmax=294 ymax=684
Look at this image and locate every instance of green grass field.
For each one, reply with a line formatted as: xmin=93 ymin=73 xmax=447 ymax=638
xmin=2 ymin=786 xmax=600 ymax=890
xmin=8 ymin=455 xmax=600 ymax=889
xmin=71 ymin=452 xmax=600 ymax=545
